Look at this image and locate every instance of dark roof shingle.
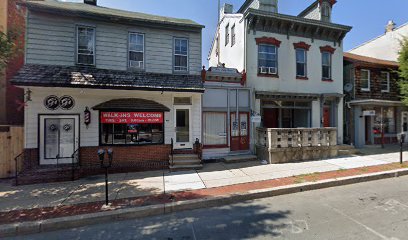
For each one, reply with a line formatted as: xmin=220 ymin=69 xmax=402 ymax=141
xmin=12 ymin=64 xmax=204 ymax=93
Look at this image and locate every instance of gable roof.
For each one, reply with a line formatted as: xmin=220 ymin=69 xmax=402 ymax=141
xmin=11 ymin=64 xmax=205 ymax=93
xmin=349 ymin=22 xmax=408 ymax=52
xmin=344 ymin=52 xmax=399 ymax=67
xmin=21 ymin=0 xmax=204 ymax=31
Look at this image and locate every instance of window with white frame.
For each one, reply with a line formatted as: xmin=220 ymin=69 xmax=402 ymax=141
xmin=258 ymin=44 xmax=278 ymax=75
xmin=231 ymin=24 xmax=236 ymax=46
xmin=322 ymin=51 xmax=331 ymax=80
xmin=128 ymin=33 xmax=144 ymax=69
xmin=174 ymin=38 xmax=188 ymax=72
xmin=296 ymin=49 xmax=307 ymax=77
xmin=360 ymin=69 xmax=370 ymax=91
xmin=380 ymin=71 xmax=390 ymax=92
xmin=225 ymin=24 xmax=230 ymax=46
xmin=77 ymin=26 xmax=95 ymax=65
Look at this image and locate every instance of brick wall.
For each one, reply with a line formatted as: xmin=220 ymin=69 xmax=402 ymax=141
xmin=4 ymin=0 xmax=25 ymax=125
xmin=79 ymin=145 xmax=171 ymax=172
xmin=23 ymin=145 xmax=171 ymax=174
xmin=354 ymin=66 xmax=400 ymax=101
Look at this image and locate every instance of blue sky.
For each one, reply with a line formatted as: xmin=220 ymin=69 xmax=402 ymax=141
xmin=95 ymin=0 xmax=408 ymax=67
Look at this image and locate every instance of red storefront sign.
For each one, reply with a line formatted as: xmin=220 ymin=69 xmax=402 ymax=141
xmin=100 ymin=112 xmax=164 ymax=124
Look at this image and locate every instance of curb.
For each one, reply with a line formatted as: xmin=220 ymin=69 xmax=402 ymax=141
xmin=1 ymin=168 xmax=408 ymax=237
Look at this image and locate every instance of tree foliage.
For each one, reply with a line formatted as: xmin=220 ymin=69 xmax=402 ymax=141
xmin=0 ymin=0 xmax=24 ymax=73
xmin=399 ymin=37 xmax=408 ymax=105
xmin=0 ymin=31 xmax=17 ymax=72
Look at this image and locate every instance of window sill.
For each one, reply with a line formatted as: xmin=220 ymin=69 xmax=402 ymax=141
xmin=381 ymin=91 xmax=390 ymax=93
xmin=322 ymin=79 xmax=333 ymax=82
xmin=258 ymin=73 xmax=279 ymax=78
xmin=76 ymin=63 xmax=96 ymax=67
xmin=361 ymin=89 xmax=370 ymax=92
xmin=296 ymin=76 xmax=309 ymax=80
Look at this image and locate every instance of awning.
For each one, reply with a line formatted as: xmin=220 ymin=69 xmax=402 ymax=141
xmin=256 ymin=91 xmax=320 ymax=101
xmin=93 ymin=98 xmax=170 ymax=112
xmin=349 ymin=99 xmax=404 ymax=107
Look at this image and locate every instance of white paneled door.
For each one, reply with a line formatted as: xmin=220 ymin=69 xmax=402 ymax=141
xmin=39 ymin=115 xmax=80 ymax=165
xmin=174 ymin=106 xmax=192 ymax=149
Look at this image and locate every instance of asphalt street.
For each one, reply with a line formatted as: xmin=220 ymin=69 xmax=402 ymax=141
xmin=8 ymin=175 xmax=408 ymax=240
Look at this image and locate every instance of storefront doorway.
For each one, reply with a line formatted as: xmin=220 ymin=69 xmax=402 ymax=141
xmin=230 ymin=112 xmax=249 ymax=151
xmin=174 ymin=106 xmax=192 ymax=149
xmin=39 ymin=115 xmax=79 ymax=165
xmin=402 ymin=111 xmax=408 ymax=142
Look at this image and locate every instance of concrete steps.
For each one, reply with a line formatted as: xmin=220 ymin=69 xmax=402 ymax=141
xmin=223 ymin=154 xmax=258 ymax=164
xmin=337 ymin=145 xmax=360 ymax=156
xmin=169 ymin=153 xmax=202 ymax=171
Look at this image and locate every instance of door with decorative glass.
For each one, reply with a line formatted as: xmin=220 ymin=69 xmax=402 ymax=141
xmin=39 ymin=115 xmax=79 ymax=165
xmin=174 ymin=107 xmax=192 ymax=149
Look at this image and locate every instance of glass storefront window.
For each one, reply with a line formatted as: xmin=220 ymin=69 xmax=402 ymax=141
xmin=373 ymin=107 xmax=396 ymax=134
xmin=203 ymin=112 xmax=227 ymax=146
xmin=100 ymin=112 xmax=164 ymax=145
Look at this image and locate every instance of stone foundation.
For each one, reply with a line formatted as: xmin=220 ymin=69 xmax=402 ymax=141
xmin=256 ymin=145 xmax=339 ymax=164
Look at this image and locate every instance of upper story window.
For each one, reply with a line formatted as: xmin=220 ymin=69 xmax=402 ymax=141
xmin=258 ymin=44 xmax=278 ymax=75
xmin=321 ymin=4 xmax=331 ymax=21
xmin=174 ymin=38 xmax=188 ymax=72
xmin=77 ymin=26 xmax=95 ymax=65
xmin=321 ymin=52 xmax=332 ymax=80
xmin=231 ymin=24 xmax=236 ymax=46
xmin=128 ymin=33 xmax=144 ymax=69
xmin=225 ymin=24 xmax=230 ymax=46
xmin=360 ymin=69 xmax=370 ymax=91
xmin=380 ymin=71 xmax=390 ymax=92
xmin=296 ymin=49 xmax=307 ymax=78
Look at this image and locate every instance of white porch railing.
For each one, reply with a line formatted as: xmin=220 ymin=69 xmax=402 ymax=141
xmin=257 ymin=128 xmax=337 ymax=149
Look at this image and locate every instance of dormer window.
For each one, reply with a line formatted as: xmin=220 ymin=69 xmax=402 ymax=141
xmin=321 ymin=4 xmax=331 ymax=21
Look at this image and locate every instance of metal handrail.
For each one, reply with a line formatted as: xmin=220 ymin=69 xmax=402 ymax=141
xmin=14 ymin=151 xmax=24 ymax=186
xmin=170 ymin=138 xmax=174 ymax=166
xmin=71 ymin=148 xmax=80 ymax=181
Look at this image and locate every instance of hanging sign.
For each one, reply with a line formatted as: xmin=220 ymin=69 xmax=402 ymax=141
xmin=363 ymin=110 xmax=376 ymax=116
xmin=251 ymin=116 xmax=262 ymax=123
xmin=100 ymin=112 xmax=164 ymax=124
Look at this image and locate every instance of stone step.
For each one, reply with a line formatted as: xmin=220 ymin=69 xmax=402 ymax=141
xmin=169 ymin=164 xmax=203 ymax=171
xmin=223 ymin=154 xmax=258 ymax=164
xmin=170 ymin=154 xmax=199 ymax=160
xmin=171 ymin=159 xmax=201 ymax=165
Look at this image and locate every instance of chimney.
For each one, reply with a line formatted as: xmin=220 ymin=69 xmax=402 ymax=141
xmin=84 ymin=0 xmax=97 ymax=6
xmin=219 ymin=3 xmax=233 ymax=22
xmin=386 ymin=20 xmax=396 ymax=33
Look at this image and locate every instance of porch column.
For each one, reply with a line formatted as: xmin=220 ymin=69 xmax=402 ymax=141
xmin=312 ymin=99 xmax=321 ymax=128
xmin=336 ymin=97 xmax=344 ymax=144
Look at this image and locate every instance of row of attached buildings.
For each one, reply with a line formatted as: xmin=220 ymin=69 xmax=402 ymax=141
xmin=2 ymin=0 xmax=408 ymax=182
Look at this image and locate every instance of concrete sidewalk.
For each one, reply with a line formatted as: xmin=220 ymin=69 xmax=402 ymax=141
xmin=0 ymin=147 xmax=407 ymax=212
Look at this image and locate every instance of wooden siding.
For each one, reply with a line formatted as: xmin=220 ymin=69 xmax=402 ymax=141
xmin=26 ymin=12 xmax=202 ymax=74
xmin=0 ymin=126 xmax=24 ymax=178
xmin=24 ymin=88 xmax=202 ymax=149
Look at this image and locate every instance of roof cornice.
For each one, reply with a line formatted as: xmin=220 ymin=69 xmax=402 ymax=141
xmin=22 ymin=1 xmax=204 ymax=32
